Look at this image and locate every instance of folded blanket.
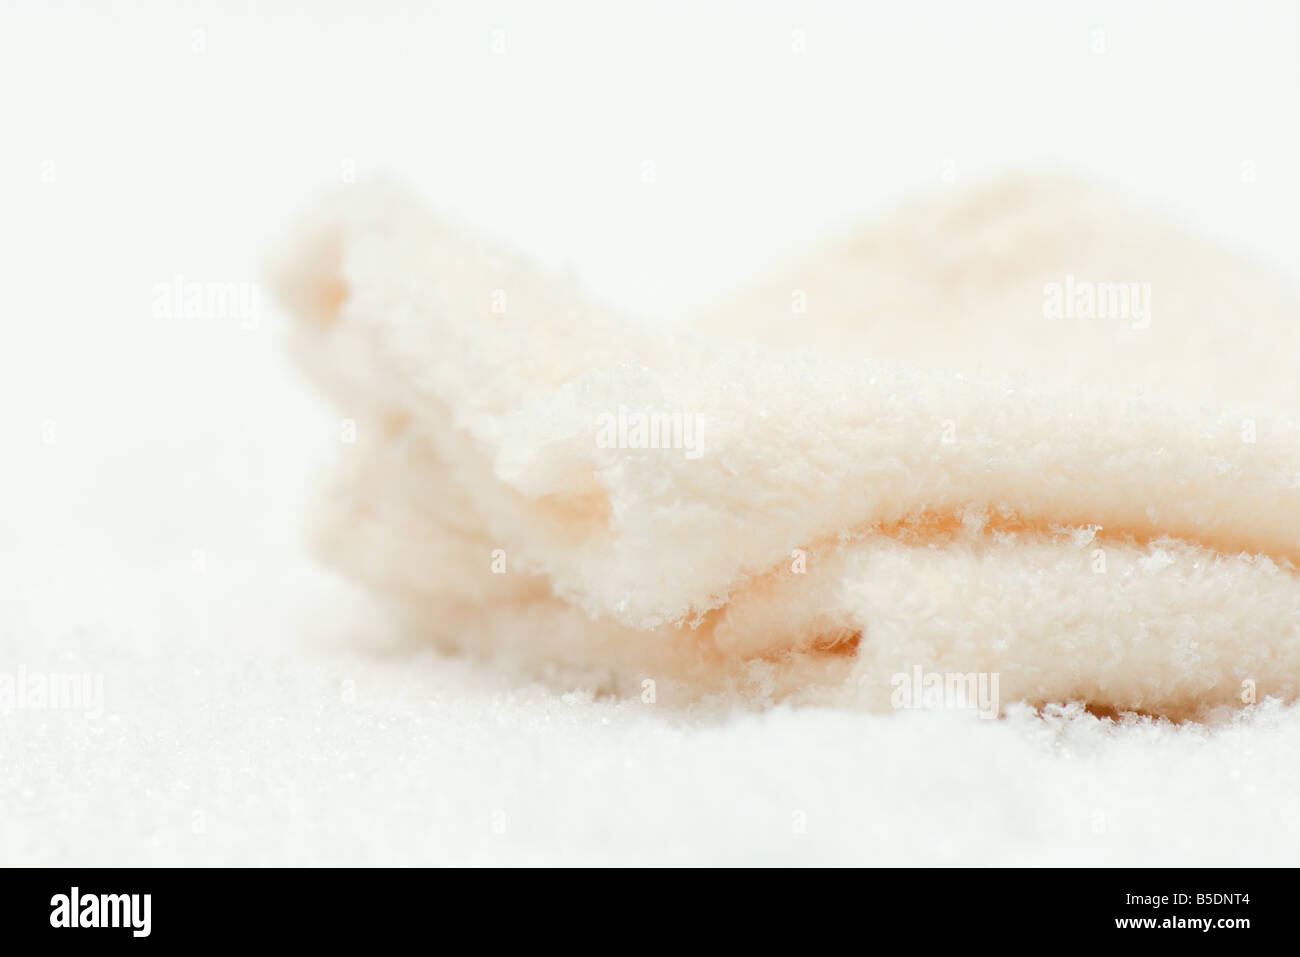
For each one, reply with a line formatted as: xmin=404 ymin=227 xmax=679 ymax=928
xmin=269 ymin=175 xmax=1300 ymax=719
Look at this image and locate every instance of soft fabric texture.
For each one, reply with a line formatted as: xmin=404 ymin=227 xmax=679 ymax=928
xmin=269 ymin=175 xmax=1300 ymax=720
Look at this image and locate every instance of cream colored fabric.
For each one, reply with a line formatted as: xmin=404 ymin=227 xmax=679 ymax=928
xmin=270 ymin=176 xmax=1300 ymax=719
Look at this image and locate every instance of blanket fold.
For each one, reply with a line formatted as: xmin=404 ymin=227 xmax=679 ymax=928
xmin=270 ymin=175 xmax=1300 ymax=718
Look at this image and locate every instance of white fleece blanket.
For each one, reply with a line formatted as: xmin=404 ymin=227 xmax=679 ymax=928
xmin=269 ymin=175 xmax=1300 ymax=721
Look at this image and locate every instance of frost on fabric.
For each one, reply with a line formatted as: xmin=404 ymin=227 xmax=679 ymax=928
xmin=268 ymin=175 xmax=1300 ymax=721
